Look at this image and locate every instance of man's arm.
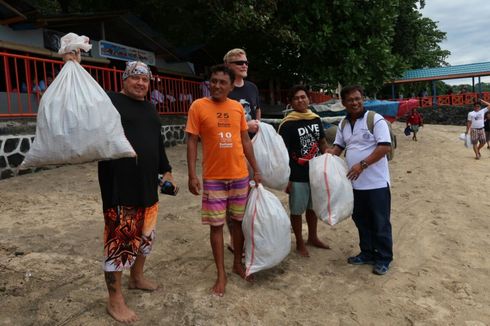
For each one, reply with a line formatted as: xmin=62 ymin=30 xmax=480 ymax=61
xmin=158 ymin=128 xmax=175 ymax=187
xmin=248 ymin=103 xmax=261 ymax=132
xmin=347 ymin=145 xmax=391 ymax=181
xmin=466 ymin=119 xmax=471 ymax=134
xmin=324 ymin=144 xmax=343 ymax=156
xmin=247 ymin=120 xmax=259 ymax=134
xmin=346 ymin=117 xmax=391 ymax=180
xmin=241 ymin=130 xmax=262 ymax=184
xmin=62 ymin=50 xmax=81 ymax=63
xmin=481 ymin=99 xmax=490 ymax=108
xmin=186 ymin=133 xmax=201 ymax=195
xmin=319 ymin=138 xmax=329 ymax=154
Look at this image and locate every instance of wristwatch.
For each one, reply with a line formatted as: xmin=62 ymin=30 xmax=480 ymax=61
xmin=360 ymin=160 xmax=369 ymax=170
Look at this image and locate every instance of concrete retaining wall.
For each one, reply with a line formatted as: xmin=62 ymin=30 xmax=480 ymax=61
xmin=0 ymin=124 xmax=186 ymax=180
xmin=0 ymin=106 xmax=470 ymax=180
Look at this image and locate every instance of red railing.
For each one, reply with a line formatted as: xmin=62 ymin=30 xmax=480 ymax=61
xmin=0 ymin=52 xmax=204 ymax=118
xmin=392 ymin=92 xmax=490 ymax=108
xmin=259 ymin=89 xmax=332 ymax=105
xmin=309 ymin=92 xmax=332 ymax=104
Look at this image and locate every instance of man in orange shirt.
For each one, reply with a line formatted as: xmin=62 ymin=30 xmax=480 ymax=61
xmin=186 ymin=64 xmax=261 ymax=297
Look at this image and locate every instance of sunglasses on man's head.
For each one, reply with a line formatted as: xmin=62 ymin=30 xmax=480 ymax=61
xmin=229 ymin=60 xmax=249 ymax=66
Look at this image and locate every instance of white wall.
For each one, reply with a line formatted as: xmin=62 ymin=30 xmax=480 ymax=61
xmin=0 ymin=25 xmax=45 ymax=48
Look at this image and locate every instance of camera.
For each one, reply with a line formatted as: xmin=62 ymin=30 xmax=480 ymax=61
xmin=159 ymin=178 xmax=178 ymax=196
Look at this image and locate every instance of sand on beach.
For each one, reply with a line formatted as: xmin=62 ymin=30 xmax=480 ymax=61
xmin=1 ymin=122 xmax=489 ymax=326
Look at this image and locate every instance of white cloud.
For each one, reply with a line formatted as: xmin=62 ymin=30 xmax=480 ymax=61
xmin=419 ymin=0 xmax=490 ymax=85
xmin=420 ymin=0 xmax=490 ymax=66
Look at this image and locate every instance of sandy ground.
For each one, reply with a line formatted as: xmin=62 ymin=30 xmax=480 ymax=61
xmin=0 ymin=123 xmax=489 ymax=326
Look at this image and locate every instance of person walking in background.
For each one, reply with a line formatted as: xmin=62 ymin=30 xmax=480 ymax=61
xmin=466 ymin=99 xmax=490 ymax=159
xmin=326 ymin=85 xmax=393 ymax=276
xmin=484 ymin=110 xmax=490 ymax=149
xmin=186 ymin=64 xmax=261 ymax=297
xmin=406 ymin=107 xmax=423 ymax=141
xmin=278 ymin=85 xmax=330 ymax=257
xmin=223 ymin=48 xmax=262 ymax=252
xmin=150 ymin=80 xmax=165 ymax=109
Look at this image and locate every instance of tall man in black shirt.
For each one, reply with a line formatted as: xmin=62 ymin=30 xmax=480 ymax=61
xmin=223 ymin=48 xmax=261 ymax=252
xmin=278 ymin=85 xmax=330 ymax=257
xmin=224 ymin=48 xmax=261 ymax=135
xmin=62 ymin=55 xmax=175 ymax=323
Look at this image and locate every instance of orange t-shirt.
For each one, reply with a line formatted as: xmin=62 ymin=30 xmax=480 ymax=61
xmin=186 ymin=97 xmax=249 ymax=179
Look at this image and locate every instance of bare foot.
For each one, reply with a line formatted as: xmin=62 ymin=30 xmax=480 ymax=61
xmin=128 ymin=277 xmax=159 ymax=292
xmin=232 ymin=263 xmax=255 ymax=282
xmin=106 ymin=299 xmax=139 ymax=324
xmin=296 ymin=244 xmax=310 ymax=257
xmin=210 ymin=276 xmax=227 ymax=297
xmin=306 ymin=238 xmax=331 ymax=249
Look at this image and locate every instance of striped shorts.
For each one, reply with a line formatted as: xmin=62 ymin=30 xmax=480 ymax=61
xmin=202 ymin=176 xmax=249 ymax=226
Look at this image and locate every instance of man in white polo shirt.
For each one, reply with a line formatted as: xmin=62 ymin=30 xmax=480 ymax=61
xmin=466 ymin=99 xmax=490 ymax=159
xmin=326 ymin=85 xmax=393 ymax=275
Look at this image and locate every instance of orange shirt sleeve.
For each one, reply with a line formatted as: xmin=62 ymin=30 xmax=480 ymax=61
xmin=185 ymin=102 xmax=200 ymax=135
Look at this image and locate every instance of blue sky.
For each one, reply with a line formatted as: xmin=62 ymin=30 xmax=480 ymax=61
xmin=419 ymin=0 xmax=490 ymax=85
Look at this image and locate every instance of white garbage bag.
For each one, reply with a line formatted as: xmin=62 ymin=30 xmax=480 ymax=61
xmin=460 ymin=133 xmax=472 ymax=148
xmin=466 ymin=134 xmax=472 ymax=148
xmin=309 ymin=153 xmax=353 ymax=226
xmin=243 ymin=183 xmax=291 ymax=276
xmin=251 ymin=122 xmax=290 ymax=191
xmin=459 ymin=132 xmax=472 ymax=148
xmin=58 ymin=32 xmax=92 ymax=54
xmin=20 ymin=34 xmax=135 ymax=169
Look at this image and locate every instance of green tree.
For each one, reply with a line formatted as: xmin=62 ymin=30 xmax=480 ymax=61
xmin=30 ymin=0 xmax=450 ymax=94
xmin=392 ymin=0 xmax=450 ymax=69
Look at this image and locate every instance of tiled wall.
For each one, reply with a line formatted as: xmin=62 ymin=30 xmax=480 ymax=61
xmin=0 ymin=124 xmax=186 ymax=180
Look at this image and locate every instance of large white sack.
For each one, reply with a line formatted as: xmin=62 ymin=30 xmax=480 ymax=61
xmin=243 ymin=184 xmax=291 ymax=276
xmin=252 ymin=122 xmax=290 ymax=191
xmin=309 ymin=153 xmax=353 ymax=226
xmin=20 ymin=60 xmax=135 ymax=169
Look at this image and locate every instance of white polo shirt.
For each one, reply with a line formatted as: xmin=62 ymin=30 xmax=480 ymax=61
xmin=334 ymin=111 xmax=391 ymax=190
xmin=467 ymin=107 xmax=488 ymax=129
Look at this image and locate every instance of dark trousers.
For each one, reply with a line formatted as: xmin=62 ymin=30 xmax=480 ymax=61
xmin=352 ymin=186 xmax=393 ymax=265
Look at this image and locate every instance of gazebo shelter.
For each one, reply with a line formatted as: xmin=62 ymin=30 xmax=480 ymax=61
xmin=390 ymin=61 xmax=490 ymax=106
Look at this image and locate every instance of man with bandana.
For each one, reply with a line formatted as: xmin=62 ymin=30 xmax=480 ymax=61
xmin=64 ymin=55 xmax=175 ymax=323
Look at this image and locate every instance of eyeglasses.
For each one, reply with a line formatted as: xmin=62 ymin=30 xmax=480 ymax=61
xmin=345 ymin=97 xmax=363 ymax=104
xmin=229 ymin=60 xmax=249 ymax=66
xmin=292 ymin=95 xmax=308 ymax=101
